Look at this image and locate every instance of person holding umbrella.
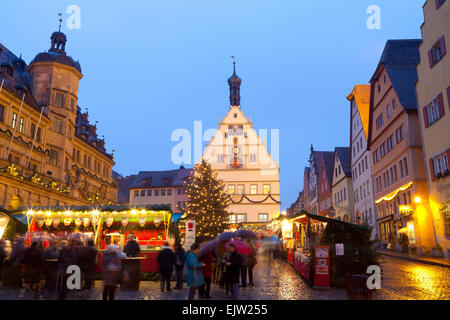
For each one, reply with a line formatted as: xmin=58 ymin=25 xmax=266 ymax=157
xmin=225 ymin=243 xmax=242 ymax=299
xmin=199 ymin=250 xmax=214 ymax=299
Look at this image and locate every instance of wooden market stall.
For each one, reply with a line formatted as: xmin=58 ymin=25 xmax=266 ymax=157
xmin=12 ymin=204 xmax=173 ymax=273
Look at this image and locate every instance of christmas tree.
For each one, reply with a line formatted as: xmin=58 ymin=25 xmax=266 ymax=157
xmin=184 ymin=160 xmax=230 ymax=243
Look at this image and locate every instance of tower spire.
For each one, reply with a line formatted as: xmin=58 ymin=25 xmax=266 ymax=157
xmin=228 ymin=58 xmax=242 ymax=107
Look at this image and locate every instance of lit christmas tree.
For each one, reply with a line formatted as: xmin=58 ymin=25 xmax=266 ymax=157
xmin=184 ymin=160 xmax=230 ymax=243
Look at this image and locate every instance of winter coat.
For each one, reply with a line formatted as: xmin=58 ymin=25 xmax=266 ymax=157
xmin=247 ymin=246 xmax=257 ymax=268
xmin=9 ymin=242 xmax=26 ymax=266
xmin=102 ymin=250 xmax=121 ymax=286
xmin=185 ymin=251 xmax=205 ymax=287
xmin=44 ymin=247 xmax=59 ymax=260
xmin=80 ymin=245 xmax=98 ymax=270
xmin=225 ymin=250 xmax=242 ymax=284
xmin=157 ymin=246 xmax=176 ymax=273
xmin=124 ymin=240 xmax=140 ymax=257
xmin=174 ymin=247 xmax=186 ymax=267
xmin=199 ymin=251 xmax=214 ymax=279
xmin=23 ymin=245 xmax=45 ymax=284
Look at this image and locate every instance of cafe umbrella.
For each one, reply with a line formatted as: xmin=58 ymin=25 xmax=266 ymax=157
xmin=219 ymin=231 xmax=236 ymax=242
xmin=225 ymin=240 xmax=253 ymax=255
xmin=235 ymin=229 xmax=258 ymax=239
xmin=198 ymin=239 xmax=219 ymax=257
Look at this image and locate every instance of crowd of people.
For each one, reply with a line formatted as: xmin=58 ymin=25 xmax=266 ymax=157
xmin=156 ymin=238 xmax=258 ymax=300
xmin=0 ymin=232 xmax=261 ymax=300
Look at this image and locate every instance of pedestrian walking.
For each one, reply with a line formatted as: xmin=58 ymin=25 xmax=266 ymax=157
xmin=102 ymin=243 xmax=122 ymax=300
xmin=225 ymin=244 xmax=242 ymax=299
xmin=199 ymin=250 xmax=214 ymax=299
xmin=240 ymin=252 xmax=248 ymax=288
xmin=185 ymin=243 xmax=205 ymax=300
xmin=2 ymin=237 xmax=26 ymax=288
xmin=43 ymin=241 xmax=59 ymax=290
xmin=246 ymin=241 xmax=257 ymax=287
xmin=57 ymin=239 xmax=80 ymax=300
xmin=174 ymin=243 xmax=185 ymax=289
xmin=157 ymin=242 xmax=176 ymax=292
xmin=124 ymin=233 xmax=140 ymax=257
xmin=22 ymin=240 xmax=45 ymax=291
xmin=80 ymin=239 xmax=97 ymax=289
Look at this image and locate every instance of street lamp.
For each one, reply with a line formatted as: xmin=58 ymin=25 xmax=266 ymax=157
xmin=414 ymin=196 xmax=422 ymax=204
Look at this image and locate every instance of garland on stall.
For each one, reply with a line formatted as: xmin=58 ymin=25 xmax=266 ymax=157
xmin=226 ymin=194 xmax=281 ymax=204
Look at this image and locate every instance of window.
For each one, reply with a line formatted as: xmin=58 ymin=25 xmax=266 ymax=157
xmin=18 ymin=117 xmax=24 ymax=133
xmin=424 ymin=94 xmax=444 ymax=127
xmin=237 ymin=184 xmax=244 ymax=195
xmin=134 ymin=191 xmax=139 ymax=197
xmin=12 ymin=112 xmax=18 ymax=129
xmin=70 ymin=98 xmax=75 ymax=112
xmin=263 ymin=184 xmax=271 ymax=194
xmin=167 ymin=189 xmax=172 ymax=196
xmin=376 ymin=114 xmax=384 ymax=129
xmin=387 ymin=136 xmax=395 ymax=152
xmin=228 ymin=185 xmax=236 ymax=195
xmin=0 ymin=105 xmax=4 ymax=122
xmin=155 ymin=190 xmax=160 ymax=196
xmin=429 ymin=37 xmax=446 ymax=67
xmin=229 ymin=215 xmax=237 ymax=224
xmin=396 ymin=126 xmax=405 ymax=144
xmin=250 ymin=154 xmax=257 ymax=163
xmin=365 ymin=156 xmax=368 ymax=170
xmin=392 ymin=99 xmax=397 ymax=109
xmin=258 ymin=213 xmax=268 ymax=222
xmin=147 ymin=190 xmax=152 ymax=196
xmin=250 ymin=184 xmax=257 ymax=195
xmin=52 ymin=117 xmax=63 ymax=134
xmin=177 ymin=188 xmax=182 ymax=195
xmin=161 ymin=189 xmax=166 ymax=196
xmin=236 ymin=214 xmax=247 ymax=223
xmin=373 ymin=150 xmax=379 ymax=164
xmin=54 ymin=92 xmax=65 ymax=108
xmin=431 ymin=152 xmax=449 ymax=179
xmin=49 ymin=150 xmax=58 ymax=166
xmin=217 ymin=154 xmax=224 ymax=163
xmin=387 ymin=105 xmax=391 ymax=118
xmin=140 ymin=190 xmax=145 ymax=197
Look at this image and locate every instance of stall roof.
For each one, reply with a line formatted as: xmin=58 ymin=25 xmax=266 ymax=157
xmin=14 ymin=204 xmax=172 ymax=213
xmin=288 ymin=210 xmax=366 ymax=231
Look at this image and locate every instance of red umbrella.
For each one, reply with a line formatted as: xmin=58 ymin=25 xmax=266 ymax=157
xmin=225 ymin=240 xmax=253 ymax=255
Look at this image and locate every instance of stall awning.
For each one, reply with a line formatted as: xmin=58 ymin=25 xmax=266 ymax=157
xmin=172 ymin=213 xmax=184 ymax=222
xmin=290 ymin=210 xmax=367 ymax=230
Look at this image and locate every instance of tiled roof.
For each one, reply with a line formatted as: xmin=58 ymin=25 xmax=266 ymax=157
xmin=130 ymin=167 xmax=193 ymax=189
xmin=371 ymin=39 xmax=421 ymax=111
xmin=347 ymin=85 xmax=370 ymax=140
xmin=322 ymin=152 xmax=335 ymax=188
xmin=335 ymin=147 xmax=351 ymax=177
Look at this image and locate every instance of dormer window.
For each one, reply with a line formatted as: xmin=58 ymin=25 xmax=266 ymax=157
xmin=55 ymin=92 xmax=65 ymax=108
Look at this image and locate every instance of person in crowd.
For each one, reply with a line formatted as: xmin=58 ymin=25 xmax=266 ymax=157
xmin=185 ymin=243 xmax=205 ymax=300
xmin=22 ymin=240 xmax=45 ymax=291
xmin=225 ymin=244 xmax=243 ymax=299
xmin=215 ymin=242 xmax=227 ymax=288
xmin=246 ymin=240 xmax=257 ymax=287
xmin=173 ymin=243 xmax=185 ymax=289
xmin=102 ymin=242 xmax=122 ymax=300
xmin=43 ymin=240 xmax=60 ymax=290
xmin=199 ymin=250 xmax=214 ymax=299
xmin=0 ymin=240 xmax=7 ymax=283
xmin=80 ymin=239 xmax=98 ymax=290
xmin=157 ymin=242 xmax=176 ymax=292
xmin=3 ymin=237 xmax=26 ymax=288
xmin=124 ymin=233 xmax=140 ymax=257
xmin=57 ymin=239 xmax=80 ymax=300
xmin=240 ymin=250 xmax=248 ymax=288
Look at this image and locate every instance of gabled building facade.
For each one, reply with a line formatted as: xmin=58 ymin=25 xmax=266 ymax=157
xmin=348 ymin=85 xmax=378 ymax=238
xmin=331 ymin=147 xmax=354 ymax=222
xmin=317 ymin=151 xmax=334 ymax=217
xmin=369 ymin=40 xmax=434 ymax=254
xmin=202 ymin=64 xmax=281 ymax=223
xmin=416 ymin=0 xmax=450 ymax=257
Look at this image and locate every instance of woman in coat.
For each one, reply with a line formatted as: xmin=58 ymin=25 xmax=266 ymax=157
xmin=185 ymin=243 xmax=205 ymax=300
xmin=246 ymin=240 xmax=257 ymax=287
xmin=102 ymin=245 xmax=122 ymax=300
xmin=199 ymin=250 xmax=214 ymax=299
xmin=23 ymin=240 xmax=45 ymax=291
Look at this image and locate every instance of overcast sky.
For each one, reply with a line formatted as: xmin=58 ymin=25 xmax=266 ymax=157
xmin=1 ymin=0 xmax=424 ymax=209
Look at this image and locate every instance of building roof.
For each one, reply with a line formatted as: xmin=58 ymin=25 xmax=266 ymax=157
xmin=31 ymin=51 xmax=82 ymax=73
xmin=114 ymin=173 xmax=137 ymax=204
xmin=335 ymin=147 xmax=352 ymax=177
xmin=371 ymin=39 xmax=421 ymax=111
xmin=347 ymin=85 xmax=371 ymax=140
xmin=322 ymin=152 xmax=335 ymax=188
xmin=130 ymin=167 xmax=193 ymax=189
xmin=0 ymin=43 xmax=41 ymax=112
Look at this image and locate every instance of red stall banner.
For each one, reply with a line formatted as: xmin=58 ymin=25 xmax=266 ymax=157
xmin=314 ymin=245 xmax=330 ymax=288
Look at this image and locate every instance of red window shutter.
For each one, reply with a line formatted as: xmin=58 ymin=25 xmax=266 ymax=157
xmin=429 ymin=158 xmax=436 ymax=181
xmin=447 ymin=86 xmax=450 ymax=111
xmin=440 ymin=36 xmax=447 ymax=57
xmin=437 ymin=93 xmax=445 ymax=117
xmin=428 ymin=49 xmax=434 ymax=68
xmin=423 ymin=106 xmax=429 ymax=128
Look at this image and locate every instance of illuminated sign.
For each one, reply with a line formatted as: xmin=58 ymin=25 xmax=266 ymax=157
xmin=399 ymin=205 xmax=413 ymax=215
xmin=281 ymin=220 xmax=293 ymax=239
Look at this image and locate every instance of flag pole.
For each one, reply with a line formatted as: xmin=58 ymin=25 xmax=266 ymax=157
xmin=25 ymin=105 xmax=44 ymax=169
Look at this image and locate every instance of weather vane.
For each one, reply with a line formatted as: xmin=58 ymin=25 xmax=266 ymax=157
xmin=58 ymin=12 xmax=63 ymax=32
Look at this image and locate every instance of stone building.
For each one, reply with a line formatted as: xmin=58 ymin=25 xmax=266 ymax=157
xmin=416 ymin=0 xmax=450 ymax=257
xmin=0 ymin=28 xmax=117 ymax=209
xmin=202 ymin=63 xmax=281 ymax=223
xmin=331 ymin=147 xmax=354 ymax=222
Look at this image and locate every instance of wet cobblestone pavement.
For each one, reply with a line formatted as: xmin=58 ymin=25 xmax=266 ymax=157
xmin=0 ymin=255 xmax=448 ymax=300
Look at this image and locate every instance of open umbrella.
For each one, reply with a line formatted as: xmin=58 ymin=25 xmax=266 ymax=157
xmin=225 ymin=240 xmax=253 ymax=255
xmin=235 ymin=229 xmax=258 ymax=239
xmin=198 ymin=239 xmax=219 ymax=257
xmin=219 ymin=231 xmax=236 ymax=242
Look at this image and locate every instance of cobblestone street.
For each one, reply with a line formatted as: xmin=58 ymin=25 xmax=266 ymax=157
xmin=0 ymin=254 xmax=448 ymax=300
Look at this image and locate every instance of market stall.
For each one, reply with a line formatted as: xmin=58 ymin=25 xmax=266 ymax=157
xmin=12 ymin=205 xmax=172 ymax=273
xmin=272 ymin=210 xmax=377 ymax=288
